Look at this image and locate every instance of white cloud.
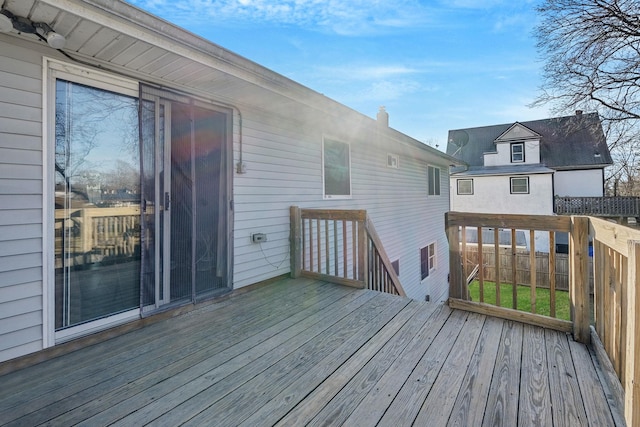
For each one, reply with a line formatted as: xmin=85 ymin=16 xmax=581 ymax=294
xmin=129 ymin=0 xmax=435 ymax=35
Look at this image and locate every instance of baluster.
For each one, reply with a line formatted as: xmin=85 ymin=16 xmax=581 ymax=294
xmin=530 ymin=230 xmax=537 ymax=314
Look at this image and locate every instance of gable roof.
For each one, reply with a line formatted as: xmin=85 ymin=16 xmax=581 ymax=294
xmin=494 ymin=123 xmax=540 ymax=142
xmin=446 ymin=112 xmax=612 ymax=169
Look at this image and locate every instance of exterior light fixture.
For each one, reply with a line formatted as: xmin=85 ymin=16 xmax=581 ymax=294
xmin=35 ymin=22 xmax=66 ymax=49
xmin=0 ymin=10 xmax=13 ymax=33
xmin=0 ymin=9 xmax=65 ymax=49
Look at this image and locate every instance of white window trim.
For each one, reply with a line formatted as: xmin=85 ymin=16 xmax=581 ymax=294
xmin=42 ymin=57 xmax=140 ymax=347
xmin=511 ymin=142 xmax=524 ymax=163
xmin=510 ymin=176 xmax=530 ymax=194
xmin=322 ymin=136 xmax=352 ymax=199
xmin=428 ymin=165 xmax=441 ymax=196
xmin=420 ymin=242 xmax=437 ymax=281
xmin=428 ymin=242 xmax=437 ymax=273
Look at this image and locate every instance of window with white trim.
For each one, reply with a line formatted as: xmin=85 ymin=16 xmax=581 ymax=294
xmin=511 ymin=142 xmax=524 ymax=163
xmin=510 ymin=176 xmax=529 ymax=194
xmin=420 ymin=243 xmax=436 ymax=279
xmin=457 ymin=179 xmax=473 ymax=195
xmin=323 ymin=138 xmax=351 ymax=198
xmin=427 ymin=166 xmax=440 ymax=196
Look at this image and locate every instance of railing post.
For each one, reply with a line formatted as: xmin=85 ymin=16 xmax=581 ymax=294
xmin=290 ymin=206 xmax=302 ymax=278
xmin=357 ymin=219 xmax=368 ymax=288
xmin=625 ymin=240 xmax=640 ymax=426
xmin=446 ymin=212 xmax=465 ymax=300
xmin=570 ymin=216 xmax=590 ymax=344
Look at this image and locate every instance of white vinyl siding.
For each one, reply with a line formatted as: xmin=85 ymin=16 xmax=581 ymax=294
xmin=0 ymin=36 xmax=46 ymax=363
xmin=233 ymin=107 xmax=451 ymax=301
xmin=0 ymin=32 xmax=455 ymax=363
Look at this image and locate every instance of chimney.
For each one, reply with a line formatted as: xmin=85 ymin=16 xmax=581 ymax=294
xmin=377 ymin=106 xmax=389 ymax=127
xmin=575 ymin=110 xmax=583 ymax=116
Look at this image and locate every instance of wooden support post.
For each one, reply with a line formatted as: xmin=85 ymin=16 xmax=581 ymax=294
xmin=289 ymin=206 xmax=302 ymax=278
xmin=570 ymin=216 xmax=590 ymax=344
xmin=625 ymin=241 xmax=640 ymax=426
xmin=445 ymin=212 xmax=464 ymax=300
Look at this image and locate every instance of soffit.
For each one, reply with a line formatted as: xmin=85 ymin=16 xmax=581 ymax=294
xmin=3 ymin=0 xmax=323 ymax=117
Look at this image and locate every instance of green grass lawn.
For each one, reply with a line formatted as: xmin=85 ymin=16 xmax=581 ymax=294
xmin=468 ymin=280 xmax=570 ymax=321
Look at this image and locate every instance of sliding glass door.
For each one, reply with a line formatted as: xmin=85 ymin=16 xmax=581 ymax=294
xmin=53 ymin=73 xmax=230 ymax=334
xmin=54 ymin=79 xmax=141 ymax=330
xmin=140 ymin=87 xmax=231 ymax=313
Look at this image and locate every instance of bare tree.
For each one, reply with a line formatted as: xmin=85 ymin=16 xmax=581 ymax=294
xmin=533 ymin=0 xmax=640 ymax=194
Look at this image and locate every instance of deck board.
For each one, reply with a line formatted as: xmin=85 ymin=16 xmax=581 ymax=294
xmin=0 ymin=277 xmax=623 ymax=426
xmin=413 ymin=312 xmax=486 ymax=426
xmin=483 ymin=320 xmax=524 ymax=427
xmin=569 ymin=339 xmax=616 ymax=427
xmin=339 ymin=304 xmax=454 ymax=426
xmin=546 ymin=329 xmax=589 ymax=426
xmin=518 ymin=324 xmax=552 ymax=426
xmin=378 ymin=309 xmax=469 ymax=425
xmin=447 ymin=316 xmax=503 ymax=426
xmin=55 ymin=280 xmax=354 ymax=426
xmin=283 ymin=301 xmax=436 ymax=427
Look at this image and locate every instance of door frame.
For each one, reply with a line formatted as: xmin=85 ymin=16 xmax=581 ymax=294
xmin=44 ymin=59 xmax=234 ymax=348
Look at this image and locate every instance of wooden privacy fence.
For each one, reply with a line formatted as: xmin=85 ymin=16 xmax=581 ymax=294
xmin=463 ymin=246 xmax=594 ymax=293
xmin=290 ymin=206 xmax=405 ymax=297
xmin=447 ymin=211 xmax=640 ymax=426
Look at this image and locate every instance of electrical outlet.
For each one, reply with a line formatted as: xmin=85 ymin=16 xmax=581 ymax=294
xmin=251 ymin=233 xmax=267 ymax=243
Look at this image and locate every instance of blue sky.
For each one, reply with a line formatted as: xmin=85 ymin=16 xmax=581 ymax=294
xmin=128 ymin=0 xmax=549 ymax=150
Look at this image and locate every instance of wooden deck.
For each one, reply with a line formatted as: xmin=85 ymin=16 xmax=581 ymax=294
xmin=0 ymin=277 xmax=622 ymax=426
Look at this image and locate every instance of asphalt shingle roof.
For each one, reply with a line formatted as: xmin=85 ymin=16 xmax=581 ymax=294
xmin=446 ymin=112 xmax=612 ymax=169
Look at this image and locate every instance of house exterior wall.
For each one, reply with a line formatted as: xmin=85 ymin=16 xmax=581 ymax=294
xmin=554 ymin=169 xmax=604 ymax=197
xmin=233 ymin=108 xmax=451 ymax=302
xmin=484 ymin=139 xmax=540 ymax=167
xmin=451 ymin=173 xmax=554 ymax=215
xmin=0 ymin=33 xmax=451 ymax=363
xmin=0 ymin=36 xmax=47 ymax=363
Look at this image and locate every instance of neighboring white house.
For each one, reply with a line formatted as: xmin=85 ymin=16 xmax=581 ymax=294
xmin=446 ymin=112 xmax=611 ymax=251
xmin=0 ymin=0 xmax=461 ymax=364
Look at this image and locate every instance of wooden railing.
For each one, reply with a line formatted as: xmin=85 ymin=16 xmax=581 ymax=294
xmin=555 ymin=196 xmax=640 ymax=217
xmin=446 ymin=212 xmax=584 ymax=336
xmin=290 ymin=206 xmax=405 ymax=297
xmin=589 ymin=217 xmax=640 ymax=424
xmin=447 ymin=211 xmax=640 ymax=425
xmin=55 ymin=206 xmax=140 ymax=267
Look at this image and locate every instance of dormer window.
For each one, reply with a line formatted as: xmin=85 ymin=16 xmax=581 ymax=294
xmin=511 ymin=142 xmax=524 ymax=163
